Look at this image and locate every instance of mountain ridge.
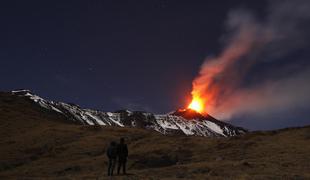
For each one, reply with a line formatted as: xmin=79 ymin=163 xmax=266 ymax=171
xmin=9 ymin=89 xmax=247 ymax=137
xmin=1 ymin=90 xmax=309 ymax=179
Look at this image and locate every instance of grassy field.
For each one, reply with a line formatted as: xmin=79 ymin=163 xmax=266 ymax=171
xmin=1 ymin=92 xmax=310 ymax=179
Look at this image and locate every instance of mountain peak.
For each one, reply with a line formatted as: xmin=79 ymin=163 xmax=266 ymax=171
xmin=11 ymin=89 xmax=33 ymax=95
xmin=171 ymin=108 xmax=205 ymax=120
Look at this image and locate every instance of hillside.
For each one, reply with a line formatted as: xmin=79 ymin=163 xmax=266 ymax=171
xmin=0 ymin=92 xmax=310 ymax=179
xmin=9 ymin=90 xmax=246 ymax=137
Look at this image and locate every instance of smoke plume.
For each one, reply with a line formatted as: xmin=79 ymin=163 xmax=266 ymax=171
xmin=192 ymin=0 xmax=310 ymax=120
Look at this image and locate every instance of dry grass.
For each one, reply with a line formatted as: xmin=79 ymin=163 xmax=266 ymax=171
xmin=0 ymin=92 xmax=310 ymax=179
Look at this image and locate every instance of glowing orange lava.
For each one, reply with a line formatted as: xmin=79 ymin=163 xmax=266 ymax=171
xmin=188 ymin=97 xmax=204 ymax=113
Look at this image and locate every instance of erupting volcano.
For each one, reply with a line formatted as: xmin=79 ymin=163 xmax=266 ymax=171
xmin=9 ymin=90 xmax=247 ymax=137
xmin=188 ymin=96 xmax=204 ymax=114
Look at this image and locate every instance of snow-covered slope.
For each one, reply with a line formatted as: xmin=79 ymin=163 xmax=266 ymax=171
xmin=11 ymin=90 xmax=247 ymax=137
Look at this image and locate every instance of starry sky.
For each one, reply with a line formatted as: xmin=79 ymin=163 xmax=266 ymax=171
xmin=1 ymin=0 xmax=309 ymax=130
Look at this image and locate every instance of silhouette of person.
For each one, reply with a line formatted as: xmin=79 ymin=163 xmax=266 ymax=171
xmin=117 ymin=138 xmax=128 ymax=175
xmin=106 ymin=141 xmax=117 ymax=176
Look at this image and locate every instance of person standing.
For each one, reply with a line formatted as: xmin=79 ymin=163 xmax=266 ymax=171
xmin=106 ymin=141 xmax=117 ymax=176
xmin=117 ymin=138 xmax=128 ymax=175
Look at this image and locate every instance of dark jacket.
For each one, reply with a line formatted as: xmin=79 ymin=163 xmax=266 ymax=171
xmin=117 ymin=144 xmax=128 ymax=159
xmin=107 ymin=145 xmax=118 ymax=159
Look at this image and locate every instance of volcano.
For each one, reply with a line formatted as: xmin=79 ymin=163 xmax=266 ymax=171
xmin=7 ymin=90 xmax=247 ymax=137
xmin=171 ymin=108 xmax=206 ymax=120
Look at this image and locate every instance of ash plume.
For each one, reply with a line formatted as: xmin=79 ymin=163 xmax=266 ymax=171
xmin=192 ymin=0 xmax=310 ymax=120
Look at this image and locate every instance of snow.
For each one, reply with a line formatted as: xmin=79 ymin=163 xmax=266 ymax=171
xmin=105 ymin=113 xmax=123 ymax=126
xmin=108 ymin=117 xmax=124 ymax=127
xmin=51 ymin=106 xmax=63 ymax=114
xmin=155 ymin=115 xmax=179 ymax=130
xmin=80 ymin=113 xmax=94 ymax=125
xmin=175 ymin=122 xmax=195 ymax=135
xmin=125 ymin=110 xmax=133 ymax=115
xmin=159 ymin=120 xmax=179 ymax=129
xmin=11 ymin=89 xmax=31 ymax=93
xmin=85 ymin=112 xmax=106 ymax=125
xmin=12 ymin=90 xmax=244 ymax=137
xmin=107 ymin=112 xmax=113 ymax=116
xmin=202 ymin=121 xmax=226 ymax=137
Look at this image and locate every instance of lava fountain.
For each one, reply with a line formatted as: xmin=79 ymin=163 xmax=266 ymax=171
xmin=188 ymin=96 xmax=204 ymax=113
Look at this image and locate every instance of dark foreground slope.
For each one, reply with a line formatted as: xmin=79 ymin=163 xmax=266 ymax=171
xmin=1 ymin=92 xmax=310 ymax=179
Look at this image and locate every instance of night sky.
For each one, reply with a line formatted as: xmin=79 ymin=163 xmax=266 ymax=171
xmin=1 ymin=0 xmax=309 ymax=130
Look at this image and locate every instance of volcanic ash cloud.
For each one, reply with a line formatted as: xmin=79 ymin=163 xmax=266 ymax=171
xmin=190 ymin=0 xmax=310 ymax=120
